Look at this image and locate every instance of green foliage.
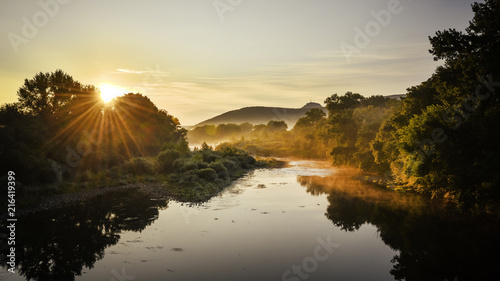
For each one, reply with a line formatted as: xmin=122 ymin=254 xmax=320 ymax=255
xmin=201 ymin=142 xmax=213 ymax=151
xmin=122 ymin=157 xmax=155 ymax=175
xmin=157 ymin=149 xmax=181 ymax=173
xmin=370 ymin=0 xmax=500 ymax=212
xmin=172 ymin=158 xmax=199 ymax=172
xmin=196 ymin=168 xmax=217 ymax=181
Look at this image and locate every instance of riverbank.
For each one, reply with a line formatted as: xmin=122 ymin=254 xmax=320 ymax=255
xmin=5 ymin=157 xmax=286 ymax=218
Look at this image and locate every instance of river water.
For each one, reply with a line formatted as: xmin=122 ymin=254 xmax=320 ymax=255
xmin=1 ymin=160 xmax=499 ymax=281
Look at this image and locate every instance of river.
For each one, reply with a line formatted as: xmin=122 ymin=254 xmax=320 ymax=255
xmin=1 ymin=160 xmax=499 ymax=281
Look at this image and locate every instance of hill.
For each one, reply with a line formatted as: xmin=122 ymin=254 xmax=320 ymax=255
xmin=195 ymin=102 xmax=327 ymax=127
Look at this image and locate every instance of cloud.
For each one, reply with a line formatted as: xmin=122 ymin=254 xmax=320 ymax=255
xmin=115 ymin=68 xmax=144 ymax=74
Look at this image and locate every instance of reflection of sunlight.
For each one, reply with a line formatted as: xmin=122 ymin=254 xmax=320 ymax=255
xmin=99 ymin=83 xmax=127 ymax=103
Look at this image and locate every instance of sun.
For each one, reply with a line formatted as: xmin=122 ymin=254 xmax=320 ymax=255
xmin=99 ymin=83 xmax=127 ymax=103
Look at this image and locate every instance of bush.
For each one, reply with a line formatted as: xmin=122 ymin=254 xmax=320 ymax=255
xmin=157 ymin=149 xmax=181 ymax=173
xmin=197 ymin=168 xmax=217 ymax=181
xmin=209 ymin=161 xmax=229 ymax=179
xmin=208 ymin=161 xmax=227 ymax=173
xmin=221 ymin=159 xmax=238 ymax=172
xmin=215 ymin=142 xmax=239 ymax=156
xmin=201 ymin=150 xmax=222 ymax=163
xmin=123 ymin=157 xmax=155 ymax=175
xmin=237 ymin=154 xmax=256 ymax=169
xmin=197 ymin=161 xmax=208 ymax=169
xmin=162 ymin=140 xmax=190 ymax=156
xmin=173 ymin=158 xmax=198 ymax=172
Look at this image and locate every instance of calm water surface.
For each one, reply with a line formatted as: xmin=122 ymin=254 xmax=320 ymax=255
xmin=2 ymin=160 xmax=499 ymax=281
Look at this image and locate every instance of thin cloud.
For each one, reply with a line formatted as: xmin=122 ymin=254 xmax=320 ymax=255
xmin=115 ymin=68 xmax=145 ymax=74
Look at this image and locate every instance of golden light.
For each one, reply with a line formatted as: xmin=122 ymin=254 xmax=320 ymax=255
xmin=99 ymin=83 xmax=127 ymax=103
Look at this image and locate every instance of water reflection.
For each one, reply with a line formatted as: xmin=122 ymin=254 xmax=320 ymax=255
xmin=2 ymin=163 xmax=500 ymax=281
xmin=0 ymin=190 xmax=167 ymax=281
xmin=298 ymin=169 xmax=500 ymax=281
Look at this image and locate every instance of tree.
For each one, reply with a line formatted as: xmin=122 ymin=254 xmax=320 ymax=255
xmin=429 ymin=0 xmax=500 ymax=83
xmin=266 ymin=120 xmax=288 ymax=132
xmin=17 ymin=70 xmax=97 ymax=121
xmin=373 ymin=0 xmax=500 ymax=211
xmin=325 ymin=92 xmax=365 ymax=114
xmin=294 ymin=108 xmax=326 ymax=129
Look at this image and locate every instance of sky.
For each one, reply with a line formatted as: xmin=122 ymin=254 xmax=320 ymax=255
xmin=0 ymin=0 xmax=478 ymax=125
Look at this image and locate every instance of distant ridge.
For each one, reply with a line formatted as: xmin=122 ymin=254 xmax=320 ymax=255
xmin=195 ymin=102 xmax=326 ymax=127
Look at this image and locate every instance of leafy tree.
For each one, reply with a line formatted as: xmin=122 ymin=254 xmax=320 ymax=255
xmin=294 ymin=108 xmax=326 ymax=129
xmin=370 ymin=0 xmax=500 ymax=211
xmin=16 ymin=70 xmax=101 ymax=123
xmin=325 ymin=92 xmax=365 ymax=113
xmin=266 ymin=120 xmax=288 ymax=132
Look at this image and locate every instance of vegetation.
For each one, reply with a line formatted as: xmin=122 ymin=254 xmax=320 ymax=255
xmin=0 ymin=71 xmax=277 ymax=207
xmin=1 ymin=1 xmax=499 ymax=213
xmin=188 ymin=0 xmax=500 ymax=214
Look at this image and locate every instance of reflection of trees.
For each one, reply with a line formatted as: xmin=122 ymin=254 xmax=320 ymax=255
xmin=0 ymin=190 xmax=167 ymax=281
xmin=298 ymin=171 xmax=500 ymax=281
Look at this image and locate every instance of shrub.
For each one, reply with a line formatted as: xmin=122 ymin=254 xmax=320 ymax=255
xmin=209 ymin=161 xmax=229 ymax=179
xmin=221 ymin=159 xmax=238 ymax=172
xmin=123 ymin=157 xmax=155 ymax=175
xmin=215 ymin=142 xmax=239 ymax=156
xmin=173 ymin=158 xmax=198 ymax=172
xmin=157 ymin=149 xmax=181 ymax=173
xmin=201 ymin=150 xmax=222 ymax=163
xmin=197 ymin=161 xmax=208 ymax=169
xmin=162 ymin=140 xmax=190 ymax=156
xmin=197 ymin=168 xmax=217 ymax=181
xmin=237 ymin=154 xmax=256 ymax=168
xmin=208 ymin=161 xmax=227 ymax=173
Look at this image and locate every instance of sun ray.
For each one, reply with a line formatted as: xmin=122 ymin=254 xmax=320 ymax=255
xmin=113 ymin=106 xmax=144 ymax=156
xmin=47 ymin=101 xmax=103 ymax=146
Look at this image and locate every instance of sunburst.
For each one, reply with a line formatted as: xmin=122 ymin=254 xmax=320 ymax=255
xmin=99 ymin=83 xmax=127 ymax=103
